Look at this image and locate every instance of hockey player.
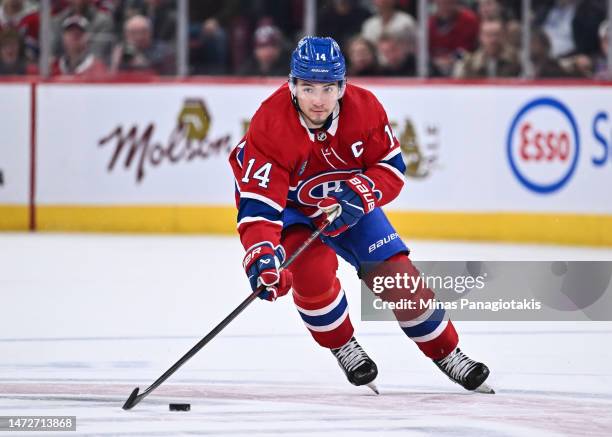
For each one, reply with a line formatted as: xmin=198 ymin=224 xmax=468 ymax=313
xmin=229 ymin=36 xmax=491 ymax=394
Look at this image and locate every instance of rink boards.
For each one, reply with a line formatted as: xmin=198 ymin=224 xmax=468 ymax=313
xmin=0 ymin=84 xmax=31 ymax=230
xmin=0 ymin=79 xmax=611 ymax=245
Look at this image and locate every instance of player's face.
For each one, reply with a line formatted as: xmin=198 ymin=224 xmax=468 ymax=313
xmin=295 ymin=80 xmax=340 ymax=128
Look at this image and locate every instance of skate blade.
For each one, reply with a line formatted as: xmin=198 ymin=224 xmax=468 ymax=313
xmin=474 ymin=382 xmax=495 ymax=394
xmin=366 ymin=382 xmax=380 ymax=395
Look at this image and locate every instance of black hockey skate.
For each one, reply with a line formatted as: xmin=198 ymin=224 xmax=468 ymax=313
xmin=331 ymin=337 xmax=379 ymax=394
xmin=434 ymin=348 xmax=494 ymax=393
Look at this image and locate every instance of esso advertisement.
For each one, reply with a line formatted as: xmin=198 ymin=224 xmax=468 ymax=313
xmin=507 ymin=97 xmax=580 ymax=194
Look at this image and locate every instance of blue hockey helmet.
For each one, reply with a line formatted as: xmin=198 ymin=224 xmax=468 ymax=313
xmin=290 ymin=36 xmax=346 ymax=84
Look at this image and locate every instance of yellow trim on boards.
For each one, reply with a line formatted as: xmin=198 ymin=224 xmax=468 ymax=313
xmin=29 ymin=204 xmax=612 ymax=247
xmin=384 ymin=211 xmax=612 ymax=247
xmin=36 ymin=205 xmax=237 ymax=234
xmin=0 ymin=205 xmax=29 ymax=231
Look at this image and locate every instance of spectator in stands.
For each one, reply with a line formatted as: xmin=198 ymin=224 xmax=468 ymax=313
xmin=534 ymin=0 xmax=606 ymax=59
xmin=0 ymin=0 xmax=39 ymax=61
xmin=93 ymin=1 xmax=115 ymax=14
xmin=238 ymin=25 xmax=289 ymax=76
xmin=505 ymin=19 xmax=522 ymax=51
xmin=377 ymin=32 xmax=416 ymax=76
xmin=530 ymin=28 xmax=577 ymax=78
xmin=110 ymin=14 xmax=173 ymax=75
xmin=592 ymin=20 xmax=610 ymax=80
xmin=454 ymin=19 xmax=520 ymax=78
xmin=52 ymin=0 xmax=115 ymax=62
xmin=122 ymin=0 xmax=176 ymax=42
xmin=477 ymin=0 xmax=521 ymax=37
xmin=51 ymin=15 xmax=107 ymax=76
xmin=477 ymin=0 xmax=502 ymax=21
xmin=188 ymin=1 xmax=303 ymax=72
xmin=361 ymin=0 xmax=416 ymax=46
xmin=190 ymin=17 xmax=228 ymax=75
xmin=473 ymin=0 xmax=523 ymax=50
xmin=558 ymin=52 xmax=594 ymax=77
xmin=318 ymin=0 xmax=371 ymax=48
xmin=196 ymin=0 xmax=301 ymax=42
xmin=0 ymin=27 xmax=31 ymax=74
xmin=497 ymin=0 xmax=522 ymax=20
xmin=346 ymin=35 xmax=379 ymax=76
xmin=429 ymin=0 xmax=480 ymax=76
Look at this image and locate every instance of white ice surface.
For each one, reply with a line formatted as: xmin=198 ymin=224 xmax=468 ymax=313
xmin=1 ymin=234 xmax=612 ymax=436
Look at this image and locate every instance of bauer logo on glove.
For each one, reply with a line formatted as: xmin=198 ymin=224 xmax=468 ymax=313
xmin=315 ymin=174 xmax=379 ymax=237
xmin=347 ymin=177 xmax=376 ymax=212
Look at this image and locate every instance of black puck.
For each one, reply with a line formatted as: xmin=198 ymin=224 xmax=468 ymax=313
xmin=169 ymin=403 xmax=190 ymax=411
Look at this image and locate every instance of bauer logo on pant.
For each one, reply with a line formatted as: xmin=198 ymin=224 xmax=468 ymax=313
xmin=506 ymin=97 xmax=580 ymax=194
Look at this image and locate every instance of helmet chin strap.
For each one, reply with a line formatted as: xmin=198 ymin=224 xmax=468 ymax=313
xmin=288 ymin=78 xmax=299 ymax=111
xmin=338 ymin=81 xmax=346 ymax=98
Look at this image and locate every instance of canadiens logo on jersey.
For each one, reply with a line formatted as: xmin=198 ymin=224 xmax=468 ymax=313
xmin=292 ymin=170 xmax=381 ymax=207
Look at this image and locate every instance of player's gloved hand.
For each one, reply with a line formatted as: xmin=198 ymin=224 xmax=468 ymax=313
xmin=242 ymin=242 xmax=293 ymax=301
xmin=316 ymin=174 xmax=377 ymax=237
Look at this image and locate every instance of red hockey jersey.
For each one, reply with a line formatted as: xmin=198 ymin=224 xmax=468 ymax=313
xmin=229 ymin=83 xmax=406 ymax=251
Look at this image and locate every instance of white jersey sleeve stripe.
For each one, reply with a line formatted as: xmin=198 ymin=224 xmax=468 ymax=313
xmin=237 ymin=216 xmax=283 ymax=228
xmin=240 ymin=192 xmax=283 ymax=212
xmin=376 ymin=162 xmax=405 ymax=181
xmin=381 ymin=147 xmax=402 ymax=162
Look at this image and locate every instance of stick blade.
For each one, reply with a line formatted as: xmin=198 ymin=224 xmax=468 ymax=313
xmin=122 ymin=387 xmax=140 ymax=410
xmin=366 ymin=382 xmax=380 ymax=395
xmin=474 ymin=382 xmax=495 ymax=394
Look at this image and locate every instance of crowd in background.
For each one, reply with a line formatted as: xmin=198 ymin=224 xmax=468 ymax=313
xmin=0 ymin=0 xmax=609 ymax=79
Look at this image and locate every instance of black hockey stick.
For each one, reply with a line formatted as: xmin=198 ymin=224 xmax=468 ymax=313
xmin=122 ymin=209 xmax=339 ymax=410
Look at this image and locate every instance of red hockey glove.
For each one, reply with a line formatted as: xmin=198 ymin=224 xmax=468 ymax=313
xmin=243 ymin=242 xmax=293 ymax=301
